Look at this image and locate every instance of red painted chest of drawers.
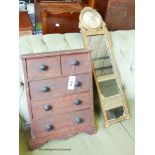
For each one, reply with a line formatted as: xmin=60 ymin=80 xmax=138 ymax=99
xmin=21 ymin=49 xmax=96 ymax=150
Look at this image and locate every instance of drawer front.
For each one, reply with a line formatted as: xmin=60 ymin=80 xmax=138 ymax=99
xmin=29 ymin=74 xmax=90 ymax=101
xmin=33 ymin=109 xmax=94 ymax=138
xmin=26 ymin=56 xmax=59 ymax=79
xmin=61 ymin=53 xmax=90 ymax=76
xmin=31 ymin=92 xmax=93 ymax=119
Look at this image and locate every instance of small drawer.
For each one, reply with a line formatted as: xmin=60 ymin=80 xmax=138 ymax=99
xmin=61 ymin=53 xmax=90 ymax=76
xmin=29 ymin=73 xmax=90 ymax=101
xmin=26 ymin=56 xmax=59 ymax=79
xmin=33 ymin=109 xmax=94 ymax=138
xmin=31 ymin=92 xmax=93 ymax=119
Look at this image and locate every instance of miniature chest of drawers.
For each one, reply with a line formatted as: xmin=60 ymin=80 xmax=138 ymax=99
xmin=21 ymin=49 xmax=96 ymax=150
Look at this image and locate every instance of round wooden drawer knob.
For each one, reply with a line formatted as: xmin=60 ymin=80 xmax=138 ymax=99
xmin=74 ymin=99 xmax=81 ymax=105
xmin=74 ymin=81 xmax=81 ymax=87
xmin=45 ymin=124 xmax=54 ymax=131
xmin=42 ymin=86 xmax=50 ymax=92
xmin=70 ymin=60 xmax=79 ymax=65
xmin=75 ymin=117 xmax=83 ymax=124
xmin=44 ymin=105 xmax=52 ymax=111
xmin=40 ymin=64 xmax=48 ymax=71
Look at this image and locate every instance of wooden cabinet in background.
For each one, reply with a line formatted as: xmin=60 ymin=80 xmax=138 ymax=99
xmin=89 ymin=0 xmax=135 ymax=30
xmin=105 ymin=0 xmax=135 ymax=30
xmin=34 ymin=0 xmax=135 ymax=33
xmin=19 ymin=11 xmax=33 ymax=36
xmin=34 ymin=0 xmax=90 ymax=34
xmin=41 ymin=3 xmax=83 ymax=34
xmin=91 ymin=0 xmax=109 ymax=19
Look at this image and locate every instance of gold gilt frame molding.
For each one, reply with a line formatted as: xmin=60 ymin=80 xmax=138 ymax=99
xmin=79 ymin=7 xmax=130 ymax=127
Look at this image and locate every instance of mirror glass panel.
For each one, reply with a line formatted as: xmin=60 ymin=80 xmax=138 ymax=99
xmin=88 ymin=35 xmax=125 ymax=121
xmin=99 ymin=79 xmax=119 ymax=98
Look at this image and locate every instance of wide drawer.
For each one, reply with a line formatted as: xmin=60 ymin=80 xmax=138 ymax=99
xmin=29 ymin=73 xmax=91 ymax=101
xmin=33 ymin=109 xmax=94 ymax=138
xmin=26 ymin=56 xmax=59 ymax=79
xmin=31 ymin=92 xmax=93 ymax=119
xmin=61 ymin=53 xmax=90 ymax=76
